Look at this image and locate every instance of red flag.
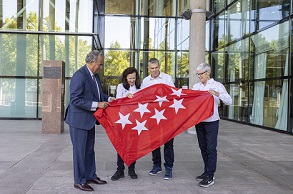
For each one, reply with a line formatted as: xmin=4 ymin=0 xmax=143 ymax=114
xmin=94 ymin=84 xmax=214 ymax=166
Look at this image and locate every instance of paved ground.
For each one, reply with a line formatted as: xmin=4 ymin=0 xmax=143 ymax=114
xmin=0 ymin=120 xmax=292 ymax=194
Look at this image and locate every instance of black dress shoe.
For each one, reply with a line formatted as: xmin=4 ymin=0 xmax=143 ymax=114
xmin=128 ymin=169 xmax=138 ymax=179
xmin=111 ymin=170 xmax=125 ymax=181
xmin=87 ymin=177 xmax=107 ymax=184
xmin=74 ymin=183 xmax=94 ymax=191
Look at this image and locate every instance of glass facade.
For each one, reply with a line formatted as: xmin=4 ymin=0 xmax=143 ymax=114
xmin=100 ymin=0 xmax=189 ymax=95
xmin=0 ymin=0 xmax=95 ymax=118
xmin=211 ymin=0 xmax=291 ymax=133
xmin=0 ymin=0 xmax=292 ymax=134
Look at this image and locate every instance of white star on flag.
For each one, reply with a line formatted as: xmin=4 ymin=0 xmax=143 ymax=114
xmin=153 ymin=95 xmax=169 ymax=107
xmin=150 ymin=108 xmax=167 ymax=124
xmin=115 ymin=113 xmax=132 ymax=129
xmin=171 ymin=88 xmax=187 ymax=97
xmin=132 ymin=120 xmax=148 ymax=135
xmin=169 ymin=98 xmax=186 ymax=114
xmin=134 ymin=103 xmax=151 ymax=117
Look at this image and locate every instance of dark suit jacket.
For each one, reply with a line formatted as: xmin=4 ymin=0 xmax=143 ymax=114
xmin=65 ymin=65 xmax=109 ymax=130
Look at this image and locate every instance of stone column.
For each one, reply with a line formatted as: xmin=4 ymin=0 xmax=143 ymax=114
xmin=188 ymin=0 xmax=206 ymax=134
xmin=42 ymin=60 xmax=65 ymax=134
xmin=188 ymin=0 xmax=206 ymax=88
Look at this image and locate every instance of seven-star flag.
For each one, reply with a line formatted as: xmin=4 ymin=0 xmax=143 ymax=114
xmin=94 ymin=84 xmax=214 ymax=166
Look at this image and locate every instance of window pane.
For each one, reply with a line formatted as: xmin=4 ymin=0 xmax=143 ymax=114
xmin=141 ymin=0 xmax=176 ymax=16
xmin=178 ymin=0 xmax=190 ymax=16
xmin=105 ymin=0 xmax=137 ymax=15
xmin=227 ymin=1 xmax=250 ymax=42
xmin=212 ymin=49 xmax=225 ymax=82
xmin=250 ymin=22 xmax=289 ymax=79
xmin=40 ymin=35 xmax=92 ymax=77
xmin=0 ymin=78 xmax=37 ymax=118
xmin=250 ymin=79 xmax=287 ymax=129
xmin=103 ymin=50 xmax=138 ymax=97
xmin=142 ymin=18 xmax=176 ymax=50
xmin=263 ymin=79 xmax=283 ymax=128
xmin=226 ymin=38 xmax=249 ymax=82
xmin=214 ymin=0 xmax=226 ymax=14
xmin=212 ymin=11 xmax=225 ymax=50
xmin=41 ymin=0 xmax=93 ymax=33
xmin=176 ymin=51 xmax=189 ymax=88
xmin=177 ymin=18 xmax=189 ymax=50
xmin=206 ymin=21 xmax=210 ymax=51
xmin=0 ymin=34 xmax=38 ymax=76
xmin=104 ymin=50 xmax=134 ymax=77
xmin=105 ymin=17 xmax=131 ymax=49
xmin=251 ymin=0 xmax=290 ymax=31
xmin=139 ymin=51 xmax=175 ymax=82
xmin=1 ymin=0 xmax=39 ymax=30
xmin=227 ymin=82 xmax=249 ymax=122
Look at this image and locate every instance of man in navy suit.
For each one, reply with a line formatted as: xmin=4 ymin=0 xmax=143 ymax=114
xmin=65 ymin=50 xmax=115 ymax=191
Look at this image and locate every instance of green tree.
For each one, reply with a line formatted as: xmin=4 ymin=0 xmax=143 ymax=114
xmin=104 ymin=41 xmax=130 ymax=76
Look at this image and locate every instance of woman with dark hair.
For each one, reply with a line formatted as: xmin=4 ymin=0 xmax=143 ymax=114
xmin=116 ymin=67 xmax=141 ymax=99
xmin=111 ymin=67 xmax=141 ymax=181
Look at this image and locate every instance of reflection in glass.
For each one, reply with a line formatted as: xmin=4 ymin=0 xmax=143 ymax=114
xmin=0 ymin=34 xmax=38 ymax=76
xmin=0 ymin=78 xmax=37 ymax=118
xmin=178 ymin=0 xmax=190 ymax=16
xmin=176 ymin=51 xmax=189 ymax=88
xmin=1 ymin=0 xmax=93 ymax=32
xmin=105 ymin=17 xmax=176 ymax=50
xmin=40 ymin=35 xmax=92 ymax=77
xmin=250 ymin=48 xmax=289 ymax=129
xmin=141 ymin=17 xmax=176 ymax=50
xmin=1 ymin=0 xmax=39 ymax=30
xmin=226 ymin=1 xmax=250 ymax=42
xmin=226 ymin=39 xmax=249 ymax=82
xmin=214 ymin=0 xmax=226 ymax=14
xmin=213 ymin=11 xmax=225 ymax=50
xmin=227 ymin=82 xmax=249 ymax=121
xmin=212 ymin=49 xmax=225 ymax=83
xmin=177 ymin=18 xmax=190 ymax=50
xmin=40 ymin=0 xmax=93 ymax=32
xmin=153 ymin=18 xmax=176 ymax=50
xmin=275 ymin=50 xmax=288 ymax=131
xmin=251 ymin=0 xmax=290 ymax=31
xmin=250 ymin=22 xmax=289 ymax=79
xmin=141 ymin=0 xmax=176 ymax=16
xmin=106 ymin=0 xmax=137 ymax=15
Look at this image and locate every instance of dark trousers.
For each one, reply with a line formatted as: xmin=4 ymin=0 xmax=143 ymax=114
xmin=152 ymin=138 xmax=174 ymax=168
xmin=195 ymin=120 xmax=219 ymax=178
xmin=116 ymin=153 xmax=136 ymax=171
xmin=69 ymin=126 xmax=97 ymax=184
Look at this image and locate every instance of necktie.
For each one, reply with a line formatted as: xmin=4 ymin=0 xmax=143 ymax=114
xmin=92 ymin=75 xmax=100 ymax=100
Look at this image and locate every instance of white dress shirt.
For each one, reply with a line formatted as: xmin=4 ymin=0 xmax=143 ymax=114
xmin=141 ymin=72 xmax=174 ymax=88
xmin=192 ymin=78 xmax=232 ymax=122
xmin=116 ymin=83 xmax=139 ymax=98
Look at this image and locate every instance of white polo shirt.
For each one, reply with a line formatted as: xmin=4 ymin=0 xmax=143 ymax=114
xmin=141 ymin=72 xmax=174 ymax=88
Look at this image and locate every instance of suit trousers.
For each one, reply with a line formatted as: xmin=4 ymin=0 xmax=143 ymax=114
xmin=69 ymin=126 xmax=97 ymax=184
xmin=116 ymin=153 xmax=136 ymax=171
xmin=152 ymin=138 xmax=174 ymax=168
xmin=195 ymin=120 xmax=219 ymax=178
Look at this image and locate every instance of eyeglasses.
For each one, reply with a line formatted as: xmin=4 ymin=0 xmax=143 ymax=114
xmin=196 ymin=71 xmax=207 ymax=76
